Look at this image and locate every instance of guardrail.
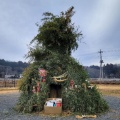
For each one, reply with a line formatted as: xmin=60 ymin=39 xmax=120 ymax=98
xmin=89 ymin=78 xmax=120 ymax=84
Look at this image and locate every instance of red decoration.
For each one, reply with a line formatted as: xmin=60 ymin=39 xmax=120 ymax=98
xmin=37 ymin=86 xmax=40 ymax=92
xmin=37 ymin=82 xmax=40 ymax=92
xmin=42 ymin=78 xmax=46 ymax=82
xmin=38 ymin=68 xmax=47 ymax=82
xmin=70 ymin=80 xmax=74 ymax=85
xmin=70 ymin=80 xmax=74 ymax=89
xmin=39 ymin=68 xmax=47 ymax=77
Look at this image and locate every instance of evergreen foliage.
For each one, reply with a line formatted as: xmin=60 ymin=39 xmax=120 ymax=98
xmin=16 ymin=6 xmax=109 ymax=114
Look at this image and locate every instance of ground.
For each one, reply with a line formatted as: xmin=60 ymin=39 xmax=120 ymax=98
xmin=0 ymin=85 xmax=120 ymax=120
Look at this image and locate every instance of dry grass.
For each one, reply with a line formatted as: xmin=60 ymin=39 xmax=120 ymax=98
xmin=0 ymin=84 xmax=120 ymax=97
xmin=96 ymin=84 xmax=120 ymax=97
xmin=0 ymin=87 xmax=19 ymax=94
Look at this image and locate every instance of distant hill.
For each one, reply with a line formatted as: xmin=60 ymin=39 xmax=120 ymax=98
xmin=85 ymin=64 xmax=120 ymax=78
xmin=1 ymin=58 xmax=120 ymax=79
xmin=0 ymin=59 xmax=29 ymax=78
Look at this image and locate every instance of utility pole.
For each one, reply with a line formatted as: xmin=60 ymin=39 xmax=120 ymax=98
xmin=98 ymin=49 xmax=104 ymax=80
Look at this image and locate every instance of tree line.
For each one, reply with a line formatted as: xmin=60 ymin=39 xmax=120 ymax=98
xmin=0 ymin=59 xmax=29 ymax=78
xmin=0 ymin=58 xmax=120 ymax=78
xmin=85 ymin=63 xmax=120 ymax=78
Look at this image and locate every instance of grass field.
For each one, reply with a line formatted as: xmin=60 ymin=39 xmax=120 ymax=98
xmin=96 ymin=84 xmax=120 ymax=97
xmin=0 ymin=87 xmax=19 ymax=94
xmin=0 ymin=84 xmax=120 ymax=97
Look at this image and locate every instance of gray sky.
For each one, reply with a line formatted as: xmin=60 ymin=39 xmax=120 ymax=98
xmin=0 ymin=0 xmax=120 ymax=66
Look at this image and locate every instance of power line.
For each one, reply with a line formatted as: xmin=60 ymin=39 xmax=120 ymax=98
xmin=104 ymin=49 xmax=120 ymax=53
xmin=74 ymin=48 xmax=120 ymax=66
xmin=77 ymin=49 xmax=120 ymax=56
xmin=77 ymin=52 xmax=97 ymax=56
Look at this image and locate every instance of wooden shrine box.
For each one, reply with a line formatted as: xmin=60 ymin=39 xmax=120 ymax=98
xmin=44 ymin=98 xmax=62 ymax=114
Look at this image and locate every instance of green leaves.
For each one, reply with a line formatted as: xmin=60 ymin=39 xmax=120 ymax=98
xmin=27 ymin=6 xmax=83 ymax=62
xmin=62 ymin=86 xmax=109 ymax=114
xmin=16 ymin=7 xmax=109 ymax=114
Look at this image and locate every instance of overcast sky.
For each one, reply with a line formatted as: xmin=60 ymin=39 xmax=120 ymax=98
xmin=0 ymin=0 xmax=120 ymax=66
